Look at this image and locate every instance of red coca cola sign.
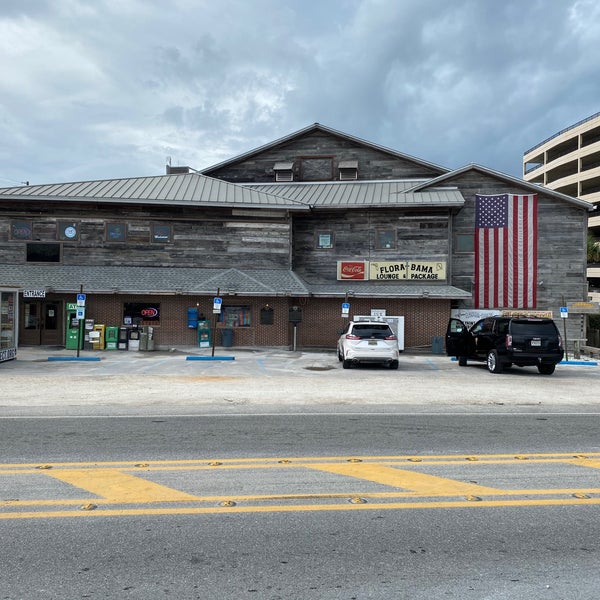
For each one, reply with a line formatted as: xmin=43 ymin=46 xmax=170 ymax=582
xmin=337 ymin=261 xmax=367 ymax=280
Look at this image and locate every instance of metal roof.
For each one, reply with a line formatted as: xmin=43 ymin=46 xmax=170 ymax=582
xmin=0 ymin=173 xmax=309 ymax=211
xmin=407 ymin=164 xmax=594 ymax=211
xmin=307 ymin=281 xmax=471 ymax=299
xmin=244 ymin=180 xmax=465 ymax=209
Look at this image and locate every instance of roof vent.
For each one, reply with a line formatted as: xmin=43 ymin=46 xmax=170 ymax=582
xmin=274 ymin=162 xmax=294 ymax=182
xmin=338 ymin=160 xmax=358 ymax=180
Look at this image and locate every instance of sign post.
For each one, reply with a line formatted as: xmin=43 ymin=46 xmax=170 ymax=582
xmin=76 ymin=288 xmax=86 ymax=358
xmin=211 ymin=290 xmax=221 ymax=357
xmin=560 ymin=305 xmax=568 ymax=361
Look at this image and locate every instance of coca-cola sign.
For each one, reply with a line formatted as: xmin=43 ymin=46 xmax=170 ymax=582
xmin=337 ymin=261 xmax=368 ymax=280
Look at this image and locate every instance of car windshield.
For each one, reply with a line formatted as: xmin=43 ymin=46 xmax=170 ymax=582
xmin=511 ymin=321 xmax=557 ymax=336
xmin=352 ymin=325 xmax=392 ymax=338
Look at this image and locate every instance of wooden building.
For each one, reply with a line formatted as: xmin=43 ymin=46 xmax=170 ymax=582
xmin=0 ymin=124 xmax=591 ymax=356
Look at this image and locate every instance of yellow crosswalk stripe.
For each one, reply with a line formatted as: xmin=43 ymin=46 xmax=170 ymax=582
xmin=308 ymin=463 xmax=502 ymax=495
xmin=43 ymin=469 xmax=200 ymax=503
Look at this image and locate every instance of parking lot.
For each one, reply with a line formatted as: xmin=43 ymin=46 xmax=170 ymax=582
xmin=1 ymin=346 xmax=599 ymax=413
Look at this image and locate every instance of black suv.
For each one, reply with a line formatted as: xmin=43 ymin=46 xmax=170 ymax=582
xmin=446 ymin=316 xmax=564 ymax=375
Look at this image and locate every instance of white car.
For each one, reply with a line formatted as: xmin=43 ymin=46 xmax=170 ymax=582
xmin=337 ymin=321 xmax=399 ymax=369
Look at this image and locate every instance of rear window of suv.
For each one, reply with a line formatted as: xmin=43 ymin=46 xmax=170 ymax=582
xmin=352 ymin=324 xmax=393 ymax=338
xmin=510 ymin=320 xmax=557 ymax=336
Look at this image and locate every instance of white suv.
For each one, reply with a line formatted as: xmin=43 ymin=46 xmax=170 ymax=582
xmin=337 ymin=321 xmax=399 ymax=369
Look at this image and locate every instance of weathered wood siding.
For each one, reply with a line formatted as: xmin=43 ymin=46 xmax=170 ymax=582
xmin=292 ymin=208 xmax=451 ymax=283
xmin=447 ymin=171 xmax=589 ymax=317
xmin=204 ymin=131 xmax=443 ymax=183
xmin=0 ymin=202 xmax=292 ymax=269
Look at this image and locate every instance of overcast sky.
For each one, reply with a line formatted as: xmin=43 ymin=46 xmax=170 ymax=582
xmin=1 ymin=0 xmax=599 ymax=186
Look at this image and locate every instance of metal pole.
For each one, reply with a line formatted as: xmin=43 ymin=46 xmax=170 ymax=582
xmin=76 ymin=284 xmax=83 ymax=358
xmin=211 ymin=287 xmax=219 ymax=357
xmin=293 ymin=323 xmax=297 ymax=352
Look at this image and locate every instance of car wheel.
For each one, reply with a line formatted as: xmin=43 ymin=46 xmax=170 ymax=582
xmin=487 ymin=350 xmax=504 ymax=374
xmin=390 ymin=360 xmax=399 ymax=370
xmin=538 ymin=363 xmax=556 ymax=375
xmin=458 ymin=356 xmax=467 ymax=366
xmin=342 ymin=359 xmax=352 ymax=369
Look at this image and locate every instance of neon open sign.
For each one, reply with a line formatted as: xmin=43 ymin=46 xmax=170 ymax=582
xmin=141 ymin=308 xmax=159 ymax=318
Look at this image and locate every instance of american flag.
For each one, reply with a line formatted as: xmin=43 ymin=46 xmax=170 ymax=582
xmin=474 ymin=193 xmax=538 ymax=308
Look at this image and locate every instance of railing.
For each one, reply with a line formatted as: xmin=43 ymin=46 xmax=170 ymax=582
xmin=524 ymin=111 xmax=600 ymax=156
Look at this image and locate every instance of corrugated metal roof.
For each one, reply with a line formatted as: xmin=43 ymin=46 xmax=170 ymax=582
xmin=244 ymin=181 xmax=465 ymax=208
xmin=0 ymin=174 xmax=309 ymax=210
xmin=307 ymin=282 xmax=471 ymax=299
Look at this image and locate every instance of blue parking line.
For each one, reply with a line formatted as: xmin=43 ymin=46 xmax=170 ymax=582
xmin=185 ymin=356 xmax=235 ymax=361
xmin=425 ymin=358 xmax=440 ymax=370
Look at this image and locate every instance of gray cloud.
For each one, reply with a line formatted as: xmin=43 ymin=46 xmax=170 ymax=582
xmin=1 ymin=0 xmax=599 ymax=185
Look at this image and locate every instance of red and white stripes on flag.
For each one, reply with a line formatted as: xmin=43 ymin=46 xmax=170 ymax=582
xmin=474 ymin=193 xmax=538 ymax=308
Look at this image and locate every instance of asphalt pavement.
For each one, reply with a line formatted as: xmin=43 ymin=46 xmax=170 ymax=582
xmin=1 ymin=345 xmax=599 ymax=415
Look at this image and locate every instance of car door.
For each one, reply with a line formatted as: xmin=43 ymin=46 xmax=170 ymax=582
xmin=445 ymin=318 xmax=472 ymax=357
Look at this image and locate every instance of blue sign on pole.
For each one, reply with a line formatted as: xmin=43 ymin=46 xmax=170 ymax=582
xmin=213 ymin=296 xmax=223 ymax=313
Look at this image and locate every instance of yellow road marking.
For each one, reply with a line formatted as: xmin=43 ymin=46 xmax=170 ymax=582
xmin=43 ymin=468 xmax=200 ymax=503
xmin=565 ymin=459 xmax=600 ymax=470
xmin=308 ymin=462 xmax=501 ymax=495
xmin=1 ymin=496 xmax=600 ymax=520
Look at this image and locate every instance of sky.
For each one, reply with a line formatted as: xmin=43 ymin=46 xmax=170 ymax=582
xmin=1 ymin=0 xmax=599 ymax=187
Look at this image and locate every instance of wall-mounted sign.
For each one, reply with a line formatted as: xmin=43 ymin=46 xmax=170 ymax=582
xmin=23 ymin=290 xmax=46 ymax=298
xmin=567 ymin=301 xmax=600 ymax=314
xmin=337 ymin=261 xmax=368 ymax=280
xmin=369 ymin=261 xmax=447 ymax=281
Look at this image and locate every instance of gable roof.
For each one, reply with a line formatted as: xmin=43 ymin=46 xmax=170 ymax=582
xmin=406 ymin=163 xmax=593 ymax=210
xmin=0 ymin=173 xmax=309 ymax=211
xmin=200 ymin=123 xmax=450 ymax=177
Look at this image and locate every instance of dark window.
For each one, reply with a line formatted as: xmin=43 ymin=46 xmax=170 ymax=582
xmin=123 ymin=302 xmax=160 ymax=325
xmin=106 ymin=222 xmax=127 ymax=242
xmin=26 ymin=243 xmax=61 ymax=263
xmin=375 ymin=229 xmax=396 ymax=249
xmin=58 ymin=221 xmax=80 ymax=241
xmin=152 ymin=224 xmax=172 ymax=243
xmin=456 ymin=233 xmax=474 ymax=252
xmin=511 ymin=321 xmax=558 ymax=336
xmin=11 ymin=220 xmax=32 ymax=240
xmin=352 ymin=324 xmax=393 ymax=339
xmin=218 ymin=305 xmax=251 ymax=327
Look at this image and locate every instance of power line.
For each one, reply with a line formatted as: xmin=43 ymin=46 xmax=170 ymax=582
xmin=0 ymin=176 xmax=29 ymax=185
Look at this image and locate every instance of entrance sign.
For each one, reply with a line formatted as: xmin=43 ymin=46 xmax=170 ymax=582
xmin=23 ymin=290 xmax=46 ymax=298
xmin=369 ymin=261 xmax=447 ymax=281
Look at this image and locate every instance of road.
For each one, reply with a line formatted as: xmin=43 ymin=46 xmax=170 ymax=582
xmin=1 ymin=411 xmax=600 ymax=599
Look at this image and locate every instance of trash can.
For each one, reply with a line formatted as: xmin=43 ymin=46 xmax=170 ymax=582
xmin=431 ymin=336 xmax=444 ymax=354
xmin=221 ymin=328 xmax=234 ymax=347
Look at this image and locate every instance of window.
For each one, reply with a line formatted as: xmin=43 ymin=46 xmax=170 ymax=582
xmin=375 ymin=229 xmax=396 ymax=249
xmin=456 ymin=233 xmax=474 ymax=252
xmin=338 ymin=160 xmax=358 ymax=181
xmin=316 ymin=231 xmax=334 ymax=249
xmin=218 ymin=305 xmax=251 ymax=327
xmin=11 ymin=220 xmax=32 ymax=240
xmin=58 ymin=221 xmax=80 ymax=241
xmin=151 ymin=224 xmax=172 ymax=243
xmin=105 ymin=222 xmax=127 ymax=242
xmin=273 ymin=162 xmax=294 ymax=182
xmin=26 ymin=243 xmax=61 ymax=263
xmin=123 ymin=302 xmax=160 ymax=325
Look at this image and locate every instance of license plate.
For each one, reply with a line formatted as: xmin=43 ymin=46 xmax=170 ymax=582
xmin=531 ymin=339 xmax=541 ymax=347
xmin=368 ymin=340 xmax=378 ymax=346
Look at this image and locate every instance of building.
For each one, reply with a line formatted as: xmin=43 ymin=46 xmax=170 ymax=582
xmin=523 ymin=112 xmax=600 ymax=299
xmin=0 ymin=124 xmax=591 ymax=360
